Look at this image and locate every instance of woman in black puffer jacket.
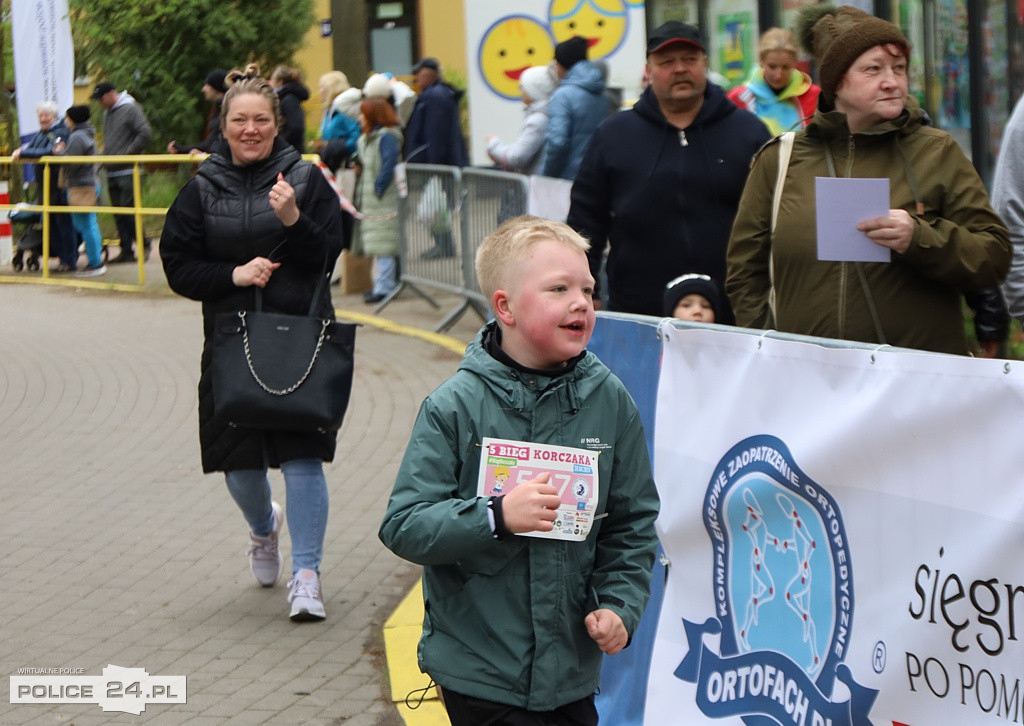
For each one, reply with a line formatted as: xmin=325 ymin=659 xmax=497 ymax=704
xmin=160 ymin=64 xmax=343 ymax=623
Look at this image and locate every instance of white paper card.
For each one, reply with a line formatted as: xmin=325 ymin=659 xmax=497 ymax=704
xmin=814 ymin=177 xmax=891 ymax=262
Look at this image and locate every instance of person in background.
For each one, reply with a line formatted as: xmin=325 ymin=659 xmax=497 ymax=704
xmin=591 ymin=59 xmax=624 ymax=115
xmin=168 ymin=69 xmax=228 ymax=155
xmin=567 ymin=22 xmax=770 ymax=317
xmin=992 ymin=88 xmax=1024 ymax=352
xmin=542 ymin=36 xmax=609 ymax=181
xmin=270 ymin=65 xmax=310 ymax=154
xmin=964 ymin=289 xmax=1009 ymax=358
xmin=311 ymin=73 xmax=363 ymax=259
xmin=159 ymin=64 xmax=344 ymax=622
xmin=353 ymin=97 xmax=403 ymax=305
xmin=726 ymin=5 xmax=1010 ymax=354
xmin=55 ymin=105 xmax=105 ymax=277
xmin=404 ymin=57 xmax=468 ymax=259
xmin=727 ymin=28 xmax=820 ymax=135
xmin=310 ymin=71 xmax=361 ymax=172
xmin=92 ymin=80 xmax=153 ymax=263
xmin=362 ymin=72 xmax=417 ymax=128
xmin=663 ymin=273 xmax=724 ymax=323
xmin=485 ymin=65 xmax=557 ymax=174
xmin=403 ymin=57 xmax=468 ymax=167
xmin=11 ymin=100 xmax=76 ymax=271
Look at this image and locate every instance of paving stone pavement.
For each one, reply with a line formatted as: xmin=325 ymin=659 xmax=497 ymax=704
xmin=0 ymin=277 xmax=485 ymax=725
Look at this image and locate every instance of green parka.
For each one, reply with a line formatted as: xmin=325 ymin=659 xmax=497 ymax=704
xmin=378 ymin=323 xmax=660 ymax=711
xmin=727 ymin=98 xmax=1011 ymax=354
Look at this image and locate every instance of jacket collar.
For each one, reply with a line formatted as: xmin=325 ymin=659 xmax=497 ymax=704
xmin=460 ymin=322 xmax=606 ymax=413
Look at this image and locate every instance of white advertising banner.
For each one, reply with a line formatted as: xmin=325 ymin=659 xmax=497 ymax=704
xmin=11 ymin=0 xmax=75 ymax=138
xmin=648 ymin=325 xmax=1024 ymax=725
xmin=527 ymin=175 xmax=572 ymax=221
xmin=462 ymin=0 xmax=647 ymax=166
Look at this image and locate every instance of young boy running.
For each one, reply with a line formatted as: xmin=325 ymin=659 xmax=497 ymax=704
xmin=379 ymin=215 xmax=660 ymax=725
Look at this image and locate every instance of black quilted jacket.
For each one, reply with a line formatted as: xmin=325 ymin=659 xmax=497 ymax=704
xmin=160 ymin=138 xmax=344 ymax=472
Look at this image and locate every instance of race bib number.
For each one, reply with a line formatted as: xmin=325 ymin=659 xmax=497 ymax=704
xmin=478 ymin=437 xmax=600 ymax=541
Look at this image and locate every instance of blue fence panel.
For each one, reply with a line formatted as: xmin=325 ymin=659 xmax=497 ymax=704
xmin=587 ymin=313 xmax=665 ymax=726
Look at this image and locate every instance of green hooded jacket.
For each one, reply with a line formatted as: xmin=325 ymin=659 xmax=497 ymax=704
xmin=727 ymin=97 xmax=1010 ymax=354
xmin=378 ymin=322 xmax=660 ymax=710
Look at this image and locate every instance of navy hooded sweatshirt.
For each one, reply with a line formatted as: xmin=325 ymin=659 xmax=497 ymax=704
xmin=567 ymin=82 xmax=770 ymax=318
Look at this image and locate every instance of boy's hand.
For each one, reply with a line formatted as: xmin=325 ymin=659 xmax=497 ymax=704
xmin=501 ymin=473 xmax=560 ymax=533
xmin=585 ymin=609 xmax=627 ymax=655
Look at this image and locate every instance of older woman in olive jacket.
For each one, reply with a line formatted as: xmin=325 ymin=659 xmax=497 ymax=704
xmin=727 ymin=7 xmax=1009 ymax=355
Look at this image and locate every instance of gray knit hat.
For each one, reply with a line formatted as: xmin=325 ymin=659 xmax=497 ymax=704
xmin=796 ymin=5 xmax=909 ymax=108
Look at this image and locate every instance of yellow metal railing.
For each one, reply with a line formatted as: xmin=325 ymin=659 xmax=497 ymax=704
xmin=2 ymin=153 xmax=325 ymax=290
xmin=1 ymin=154 xmax=203 ymax=288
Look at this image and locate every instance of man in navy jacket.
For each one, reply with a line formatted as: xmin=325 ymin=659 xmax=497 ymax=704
xmin=404 ymin=57 xmax=468 ymax=258
xmin=567 ymin=22 xmax=770 ymax=319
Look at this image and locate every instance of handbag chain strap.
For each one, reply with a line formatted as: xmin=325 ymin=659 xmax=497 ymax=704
xmin=238 ymin=310 xmax=329 ymax=396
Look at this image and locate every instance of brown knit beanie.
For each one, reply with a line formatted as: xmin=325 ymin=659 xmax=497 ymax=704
xmin=796 ymin=5 xmax=909 ymax=108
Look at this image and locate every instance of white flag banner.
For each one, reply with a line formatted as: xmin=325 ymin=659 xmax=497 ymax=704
xmin=647 ymin=325 xmax=1024 ymax=726
xmin=11 ymin=0 xmax=75 ymax=139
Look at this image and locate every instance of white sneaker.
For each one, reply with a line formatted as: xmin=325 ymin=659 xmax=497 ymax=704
xmin=287 ymin=568 xmax=326 ymax=621
xmin=246 ymin=501 xmax=282 ymax=587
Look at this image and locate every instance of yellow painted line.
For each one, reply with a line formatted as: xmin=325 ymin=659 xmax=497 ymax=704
xmin=385 ymin=579 xmax=429 ymax=629
xmin=0 ymin=274 xmax=143 ymax=292
xmin=382 ymin=584 xmax=436 ymax=707
xmin=396 ymin=701 xmax=450 ymax=725
xmin=334 ymin=308 xmax=468 ymax=356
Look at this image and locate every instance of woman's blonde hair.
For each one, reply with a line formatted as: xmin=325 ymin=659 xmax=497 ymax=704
xmin=475 ymin=215 xmax=590 ymax=302
xmin=759 ymin=27 xmax=799 ymax=60
xmin=319 ymin=70 xmax=350 ymax=102
xmin=221 ymin=63 xmax=282 ymax=129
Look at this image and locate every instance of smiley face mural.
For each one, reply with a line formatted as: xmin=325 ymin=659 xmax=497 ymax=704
xmin=548 ymin=0 xmax=629 ymax=60
xmin=478 ymin=15 xmax=556 ymax=101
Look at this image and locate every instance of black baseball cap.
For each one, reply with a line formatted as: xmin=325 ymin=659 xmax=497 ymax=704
xmin=411 ymin=57 xmax=440 ymax=73
xmin=90 ymin=82 xmax=116 ymax=99
xmin=647 ymin=21 xmax=706 ymax=55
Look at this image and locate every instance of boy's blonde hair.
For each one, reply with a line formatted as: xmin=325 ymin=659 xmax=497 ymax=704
xmin=475 ymin=215 xmax=590 ymax=301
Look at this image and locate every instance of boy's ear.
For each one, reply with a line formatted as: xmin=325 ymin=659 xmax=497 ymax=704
xmin=492 ymin=289 xmax=515 ymax=327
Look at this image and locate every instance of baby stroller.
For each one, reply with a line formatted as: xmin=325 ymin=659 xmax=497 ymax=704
xmin=9 ymin=203 xmax=42 ymax=272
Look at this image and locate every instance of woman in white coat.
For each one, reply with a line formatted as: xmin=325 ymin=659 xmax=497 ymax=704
xmin=485 ymin=65 xmax=557 ymax=175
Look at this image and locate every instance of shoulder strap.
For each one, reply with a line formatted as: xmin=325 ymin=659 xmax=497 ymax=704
xmin=771 ymin=131 xmax=795 ymax=234
xmin=768 ymin=131 xmax=795 ymax=327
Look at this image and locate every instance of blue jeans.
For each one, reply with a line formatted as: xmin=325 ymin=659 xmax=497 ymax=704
xmin=224 ymin=459 xmax=329 ymax=575
xmin=372 ymin=254 xmax=398 ymax=295
xmin=71 ymin=212 xmax=102 ymax=267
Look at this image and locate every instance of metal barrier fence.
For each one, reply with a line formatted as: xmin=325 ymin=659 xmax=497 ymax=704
xmin=373 ymin=164 xmax=462 ymax=329
xmin=382 ymin=163 xmax=531 ymax=333
xmin=460 ymin=166 xmax=530 ymax=301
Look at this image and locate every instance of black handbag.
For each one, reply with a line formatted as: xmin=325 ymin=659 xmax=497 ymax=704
xmin=211 ymin=270 xmax=357 ymax=432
